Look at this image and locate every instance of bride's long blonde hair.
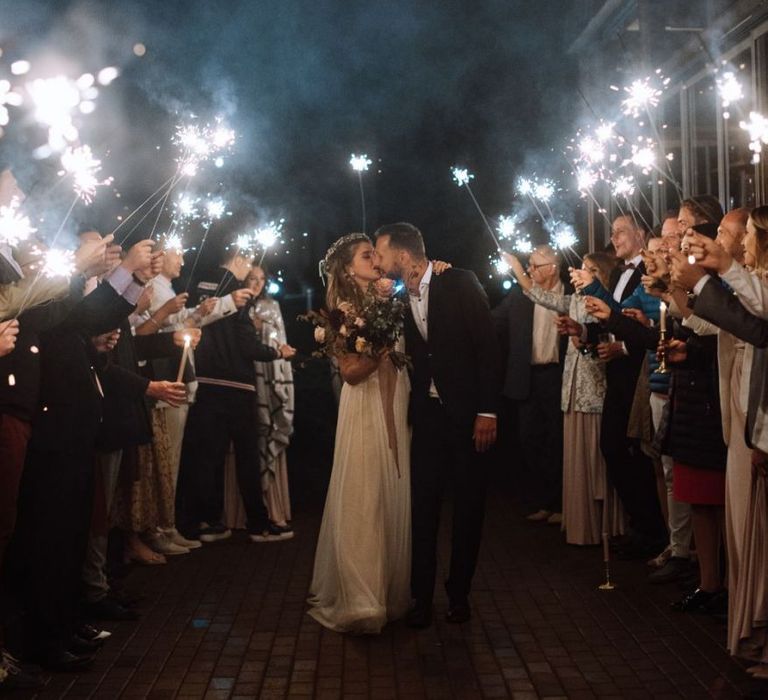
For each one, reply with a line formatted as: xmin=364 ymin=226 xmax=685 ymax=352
xmin=322 ymin=233 xmax=371 ymax=310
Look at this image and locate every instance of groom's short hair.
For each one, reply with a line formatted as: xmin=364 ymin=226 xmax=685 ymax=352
xmin=374 ymin=222 xmax=426 ymax=260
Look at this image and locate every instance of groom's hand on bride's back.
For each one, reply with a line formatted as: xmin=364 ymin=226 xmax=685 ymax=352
xmin=473 ymin=415 xmax=497 ymax=453
xmin=431 ymin=260 xmax=452 ymax=275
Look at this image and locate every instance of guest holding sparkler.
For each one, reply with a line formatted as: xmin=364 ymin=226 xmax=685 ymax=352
xmin=0 ymin=320 xmax=18 ymax=357
xmin=492 ymin=245 xmax=568 ymax=525
xmin=558 ymin=215 xmax=668 ymax=560
xmin=502 ymin=249 xmax=623 ymax=545
xmin=584 ymin=291 xmax=728 ymax=614
xmin=175 ymin=240 xmax=295 ymax=544
xmin=223 ymin=263 xmax=294 ymax=536
xmin=677 ymin=213 xmax=768 ymax=677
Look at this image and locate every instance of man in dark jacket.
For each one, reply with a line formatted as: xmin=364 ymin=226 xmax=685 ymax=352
xmin=176 ymin=243 xmax=295 ymax=543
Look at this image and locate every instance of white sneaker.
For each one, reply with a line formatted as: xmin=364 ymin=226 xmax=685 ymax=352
xmin=147 ymin=532 xmax=190 ymax=555
xmin=166 ymin=528 xmax=202 ymax=549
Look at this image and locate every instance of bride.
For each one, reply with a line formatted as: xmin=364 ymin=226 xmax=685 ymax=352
xmin=308 ymin=233 xmax=451 ymax=633
xmin=307 ymin=233 xmax=412 ymax=633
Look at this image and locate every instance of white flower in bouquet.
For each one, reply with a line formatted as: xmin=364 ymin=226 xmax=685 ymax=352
xmin=355 ymin=336 xmax=369 ymax=353
xmin=373 ymin=278 xmax=395 ymax=298
xmin=338 ymin=301 xmax=354 ymax=315
xmin=314 ymin=326 xmax=326 ymax=343
xmin=339 ymin=324 xmax=349 ymax=337
xmin=354 ymin=317 xmax=366 ymax=328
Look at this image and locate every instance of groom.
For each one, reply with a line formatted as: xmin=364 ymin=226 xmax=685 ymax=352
xmin=374 ymin=223 xmax=501 ymax=627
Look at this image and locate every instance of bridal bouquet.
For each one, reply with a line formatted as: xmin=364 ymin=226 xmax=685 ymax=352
xmin=301 ymin=280 xmax=410 ymax=369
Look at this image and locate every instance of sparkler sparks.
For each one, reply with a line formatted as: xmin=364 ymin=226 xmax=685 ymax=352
xmin=254 ymin=220 xmax=284 ymax=251
xmin=40 ymin=248 xmax=75 ymax=278
xmin=0 ymin=199 xmax=36 ymax=246
xmin=548 ymin=221 xmax=578 ymax=251
xmin=174 ymin=118 xmax=236 ymax=175
xmin=451 ymin=166 xmax=474 ymax=186
xmin=174 ymin=194 xmax=199 ymax=221
xmin=205 ymin=198 xmax=226 ymax=221
xmin=496 ymin=216 xmax=531 ymax=253
xmin=162 ymin=233 xmax=184 ymax=254
xmin=0 ymin=79 xmax=23 ymax=128
xmin=578 ymin=136 xmax=604 ymax=164
xmin=630 ymin=144 xmax=657 ymax=173
xmin=611 ymin=175 xmax=636 ymax=198
xmin=575 ymin=167 xmax=598 ymax=193
xmin=516 ymin=176 xmax=555 ymax=202
xmin=717 ymin=71 xmax=743 ymax=115
xmin=493 ymin=257 xmax=511 ymax=275
xmin=739 ymin=111 xmax=768 ymax=163
xmin=621 ymin=76 xmax=664 ymax=117
xmin=349 ymin=153 xmax=372 ymax=172
xmin=59 ymin=144 xmax=113 ymax=203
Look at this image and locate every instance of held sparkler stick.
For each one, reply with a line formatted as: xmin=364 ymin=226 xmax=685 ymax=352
xmin=598 ymin=532 xmax=616 ymax=590
xmin=451 ymin=167 xmax=501 ymax=250
xmin=176 ymin=333 xmax=191 ymax=383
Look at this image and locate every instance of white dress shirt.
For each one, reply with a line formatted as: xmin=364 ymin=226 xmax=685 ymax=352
xmin=531 ymin=280 xmax=563 ymax=365
xmin=613 ymin=253 xmax=643 ymax=302
xmin=408 ymin=262 xmax=494 ymax=418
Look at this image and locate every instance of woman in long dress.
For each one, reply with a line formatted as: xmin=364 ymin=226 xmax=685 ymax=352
xmin=307 ymin=233 xmax=412 ymax=634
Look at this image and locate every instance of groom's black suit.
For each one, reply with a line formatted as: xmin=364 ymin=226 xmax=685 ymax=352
xmin=404 ymin=267 xmax=502 ymax=608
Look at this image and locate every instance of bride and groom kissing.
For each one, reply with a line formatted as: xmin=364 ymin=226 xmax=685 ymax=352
xmin=307 ymin=222 xmax=502 ymax=633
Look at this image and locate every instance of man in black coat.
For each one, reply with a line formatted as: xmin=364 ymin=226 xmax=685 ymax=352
xmin=374 ymin=223 xmax=502 ymax=627
xmin=4 ymin=240 xmax=160 ymax=670
xmin=491 ymin=246 xmax=570 ymax=523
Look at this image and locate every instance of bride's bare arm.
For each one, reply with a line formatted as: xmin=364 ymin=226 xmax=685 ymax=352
xmin=337 ymin=352 xmax=380 ymax=385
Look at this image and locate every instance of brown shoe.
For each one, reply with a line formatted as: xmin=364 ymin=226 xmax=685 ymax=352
xmin=525 ymin=510 xmax=552 ymax=522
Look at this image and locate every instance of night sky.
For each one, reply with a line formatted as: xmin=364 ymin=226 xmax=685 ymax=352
xmin=0 ymin=0 xmax=581 ymax=295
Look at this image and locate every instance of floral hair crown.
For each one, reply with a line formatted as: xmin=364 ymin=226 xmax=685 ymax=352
xmin=318 ymin=232 xmax=371 ymax=282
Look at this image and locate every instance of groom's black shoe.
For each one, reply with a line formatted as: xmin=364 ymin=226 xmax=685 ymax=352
xmin=405 ymin=603 xmax=432 ymax=629
xmin=445 ymin=599 xmax=471 ymax=624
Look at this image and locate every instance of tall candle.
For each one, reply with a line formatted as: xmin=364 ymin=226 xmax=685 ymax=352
xmin=176 ymin=334 xmax=191 ymax=383
xmin=602 ymin=532 xmax=610 ymax=563
xmin=659 ymin=300 xmax=667 ymax=333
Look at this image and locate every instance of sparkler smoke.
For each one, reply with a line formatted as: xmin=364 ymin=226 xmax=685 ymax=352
xmin=0 ymin=199 xmax=36 ymax=246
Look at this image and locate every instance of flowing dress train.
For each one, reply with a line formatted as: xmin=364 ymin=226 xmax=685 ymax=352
xmin=307 ymin=357 xmax=411 ymax=633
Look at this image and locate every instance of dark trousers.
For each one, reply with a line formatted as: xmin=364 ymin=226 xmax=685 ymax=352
xmin=4 ymin=447 xmax=95 ymax=655
xmin=0 ymin=414 xmax=31 ymax=571
xmin=515 ymin=364 xmax=563 ymax=512
xmin=410 ymin=399 xmax=488 ymax=606
xmin=600 ymin=390 xmax=666 ymax=545
xmin=176 ymin=384 xmax=268 ymax=533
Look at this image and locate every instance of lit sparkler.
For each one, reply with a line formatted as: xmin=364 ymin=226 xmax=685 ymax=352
xmin=548 ymin=221 xmax=578 ymax=251
xmin=739 ymin=111 xmax=768 ymax=163
xmin=349 ymin=153 xmax=372 ymax=172
xmin=717 ymin=71 xmax=743 ymax=118
xmin=451 ymin=167 xmax=474 ymax=186
xmin=0 ymin=79 xmax=23 ymax=128
xmin=575 ymin=167 xmax=598 ymax=193
xmin=496 ymin=214 xmax=532 ymax=253
xmin=59 ymin=144 xmax=112 ymax=204
xmin=254 ymin=220 xmax=284 ymax=252
xmin=174 ymin=194 xmax=199 ymax=221
xmin=162 ymin=233 xmax=184 ymax=254
xmin=205 ymin=198 xmax=226 ymax=222
xmin=174 ymin=118 xmax=236 ymax=176
xmin=0 ymin=199 xmax=36 ymax=246
xmin=493 ymin=257 xmax=511 ymax=275
xmin=611 ymin=175 xmax=636 ymax=198
xmin=629 ymin=144 xmax=656 ymax=173
xmin=40 ymin=248 xmax=75 ymax=278
xmin=621 ymin=76 xmax=664 ymax=118
xmin=578 ymin=136 xmax=604 ymax=164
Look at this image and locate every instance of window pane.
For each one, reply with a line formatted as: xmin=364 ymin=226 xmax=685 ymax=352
xmin=691 ymin=76 xmax=719 ymax=197
xmin=660 ymin=94 xmax=683 ymax=214
xmin=725 ymin=51 xmax=756 ymax=209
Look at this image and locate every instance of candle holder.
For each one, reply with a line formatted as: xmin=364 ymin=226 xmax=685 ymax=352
xmin=655 ymin=327 xmax=670 ymax=374
xmin=599 ymin=533 xmax=616 ymax=590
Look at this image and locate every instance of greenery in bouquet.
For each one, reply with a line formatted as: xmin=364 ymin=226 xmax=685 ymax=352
xmin=300 ymin=280 xmax=410 ymax=370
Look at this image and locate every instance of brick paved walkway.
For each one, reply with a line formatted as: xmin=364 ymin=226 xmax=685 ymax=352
xmin=10 ymin=471 xmax=768 ymax=700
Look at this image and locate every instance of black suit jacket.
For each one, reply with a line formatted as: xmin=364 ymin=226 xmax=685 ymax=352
xmin=491 ymin=281 xmax=571 ymax=401
xmin=27 ymin=282 xmax=135 ymax=456
xmin=404 ymin=268 xmax=501 ymax=427
xmin=587 ymin=262 xmax=646 ymax=415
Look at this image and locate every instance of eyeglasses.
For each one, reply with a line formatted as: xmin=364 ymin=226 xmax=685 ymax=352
xmin=527 ymin=262 xmax=556 ymax=270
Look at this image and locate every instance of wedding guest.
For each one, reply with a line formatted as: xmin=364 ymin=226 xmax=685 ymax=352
xmin=175 ymin=241 xmax=296 ymax=544
xmin=584 ymin=292 xmax=728 ymax=613
xmin=134 ymin=239 xmax=250 ymax=553
xmin=680 ymin=213 xmax=768 ymax=676
xmin=4 ymin=240 xmax=160 ymax=671
xmin=504 ymin=249 xmax=623 ymax=544
xmin=492 ymin=245 xmax=568 ymax=524
xmin=223 ymin=264 xmax=295 ymax=536
xmin=560 ymin=215 xmax=667 ymax=559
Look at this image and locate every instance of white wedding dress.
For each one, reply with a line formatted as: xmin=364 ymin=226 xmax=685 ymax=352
xmin=307 ymin=351 xmax=412 ymax=633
